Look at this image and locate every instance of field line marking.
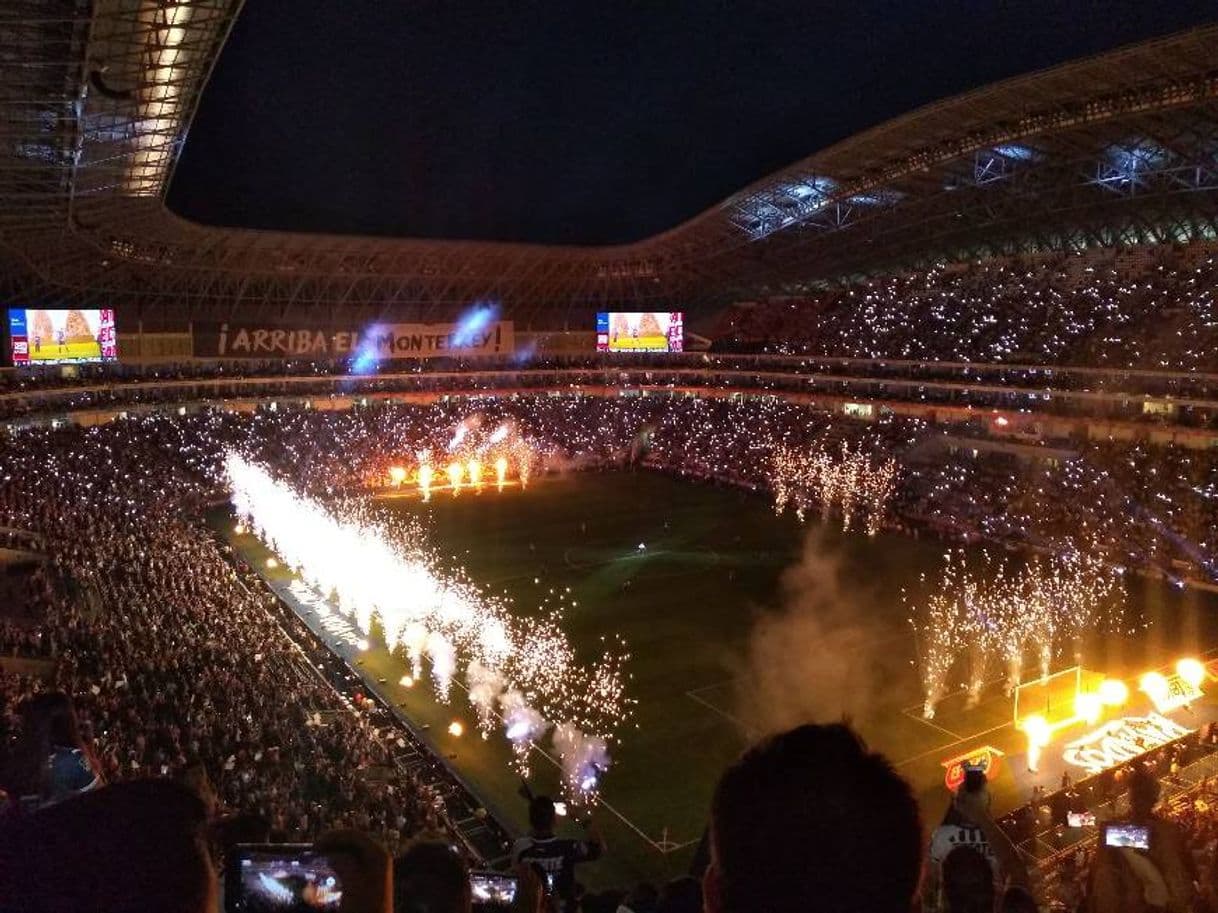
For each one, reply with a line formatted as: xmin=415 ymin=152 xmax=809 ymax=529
xmin=900 ymin=706 xmax=964 ymax=740
xmin=665 ymin=837 xmax=702 ymax=852
xmin=892 ymin=718 xmax=1017 ymax=769
xmin=686 ymin=678 xmax=737 ymax=698
xmin=685 ymin=688 xmax=755 ymax=736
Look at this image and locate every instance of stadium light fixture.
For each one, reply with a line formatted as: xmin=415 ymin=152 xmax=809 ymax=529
xmin=127 ymin=2 xmax=193 ymax=195
xmin=993 ymin=144 xmax=1039 ymax=161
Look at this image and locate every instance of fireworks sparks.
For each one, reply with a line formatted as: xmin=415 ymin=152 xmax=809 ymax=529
xmin=388 ymin=423 xmax=539 ymax=499
xmin=908 ymin=547 xmax=1125 ymax=718
xmin=417 ymin=462 xmax=434 ymax=501
xmin=771 ymin=439 xmax=898 ymax=536
xmin=226 ymin=452 xmax=632 ymax=803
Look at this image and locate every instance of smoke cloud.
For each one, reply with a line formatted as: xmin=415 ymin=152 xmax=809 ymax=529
xmin=551 ymin=721 xmax=610 ymax=802
xmin=732 ymin=527 xmax=904 ymax=736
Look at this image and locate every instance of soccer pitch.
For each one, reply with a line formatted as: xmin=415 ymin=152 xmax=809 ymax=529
xmin=222 ymin=468 xmax=1218 ymax=888
xmin=26 ymin=340 xmax=103 ymax=362
xmin=376 ymin=470 xmax=948 ymax=884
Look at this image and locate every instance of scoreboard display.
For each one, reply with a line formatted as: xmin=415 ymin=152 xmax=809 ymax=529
xmin=596 ymin=312 xmax=683 ymax=353
xmin=9 ymin=308 xmax=117 ymax=365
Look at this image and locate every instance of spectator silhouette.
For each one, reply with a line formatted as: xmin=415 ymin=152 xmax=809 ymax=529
xmin=0 ymin=779 xmax=213 ymax=913
xmin=512 ymin=796 xmax=603 ymax=912
xmin=942 ymin=846 xmax=995 ymax=913
xmin=1087 ymin=767 xmax=1197 ymax=913
xmin=702 ymin=722 xmax=922 ymax=913
xmin=1 ymin=691 xmax=101 ymax=811
xmin=655 ymin=876 xmax=700 ymax=913
xmin=393 ymin=840 xmax=471 ymax=913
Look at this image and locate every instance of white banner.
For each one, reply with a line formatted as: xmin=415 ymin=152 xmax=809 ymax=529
xmin=198 ymin=321 xmax=514 ymax=359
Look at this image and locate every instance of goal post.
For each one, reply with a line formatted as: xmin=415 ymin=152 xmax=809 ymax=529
xmin=1013 ymin=665 xmax=1084 ymax=727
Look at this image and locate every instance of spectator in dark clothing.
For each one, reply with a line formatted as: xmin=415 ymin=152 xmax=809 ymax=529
xmin=1087 ymin=767 xmax=1198 ymax=913
xmin=655 ymin=876 xmax=701 ymax=913
xmin=512 ymin=796 xmax=603 ymax=912
xmin=393 ymin=840 xmax=471 ymax=913
xmin=615 ymin=881 xmax=656 ymax=913
xmin=999 ymin=886 xmax=1038 ymax=913
xmin=942 ymin=846 xmax=995 ymax=913
xmin=0 ymin=779 xmax=213 ymax=913
xmin=1 ymin=691 xmax=101 ymax=811
xmin=703 ymin=722 xmax=922 ymax=913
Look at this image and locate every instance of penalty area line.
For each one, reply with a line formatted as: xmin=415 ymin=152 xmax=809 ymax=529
xmin=900 ymin=706 xmax=964 ymax=740
xmin=891 ymin=717 xmax=1017 ymax=770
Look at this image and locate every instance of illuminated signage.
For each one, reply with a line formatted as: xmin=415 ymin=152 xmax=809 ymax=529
xmin=1062 ymin=713 xmax=1193 ymax=776
xmin=941 ymin=746 xmax=1005 ymax=791
xmin=1139 ymin=671 xmax=1203 ymax=714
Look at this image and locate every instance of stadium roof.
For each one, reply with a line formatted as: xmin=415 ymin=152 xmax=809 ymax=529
xmin=2 ymin=2 xmax=1217 ymax=325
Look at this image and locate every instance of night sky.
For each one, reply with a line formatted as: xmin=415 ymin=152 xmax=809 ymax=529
xmin=169 ymin=1 xmax=1217 ymax=246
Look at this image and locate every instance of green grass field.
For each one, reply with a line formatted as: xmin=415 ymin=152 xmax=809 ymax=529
xmin=220 ymin=468 xmax=1218 ymax=888
xmin=27 ymin=340 xmax=101 ymax=362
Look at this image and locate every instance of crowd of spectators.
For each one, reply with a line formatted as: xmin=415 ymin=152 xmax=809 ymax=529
xmin=716 ymin=244 xmax=1218 ymax=372
xmin=0 ymin=412 xmax=481 ymax=864
xmin=5 ymin=714 xmax=1217 ymax=912
xmin=1033 ymin=764 xmax=1218 ymax=913
xmin=7 ymin=250 xmax=1218 ymax=434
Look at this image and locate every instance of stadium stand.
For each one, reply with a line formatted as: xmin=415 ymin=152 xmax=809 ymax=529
xmin=715 ymin=244 xmax=1218 ymax=370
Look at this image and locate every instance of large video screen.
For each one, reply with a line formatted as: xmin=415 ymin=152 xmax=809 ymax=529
xmin=596 ymin=312 xmax=684 ymax=353
xmin=8 ymin=308 xmax=117 ymax=365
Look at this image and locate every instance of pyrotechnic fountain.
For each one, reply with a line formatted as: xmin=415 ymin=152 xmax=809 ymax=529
xmin=907 ymin=547 xmax=1124 ymax=720
xmin=226 ymin=452 xmax=631 ymax=803
xmin=770 ymin=440 xmax=898 ymax=536
xmin=399 ymin=427 xmax=537 ymax=499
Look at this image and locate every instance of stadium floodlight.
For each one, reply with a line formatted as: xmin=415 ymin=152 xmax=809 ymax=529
xmin=1096 ymin=140 xmax=1170 ymax=190
xmin=992 ymin=144 xmax=1040 ymax=161
xmin=128 ymin=2 xmax=193 ymax=195
xmin=734 ymin=176 xmax=837 ymax=240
